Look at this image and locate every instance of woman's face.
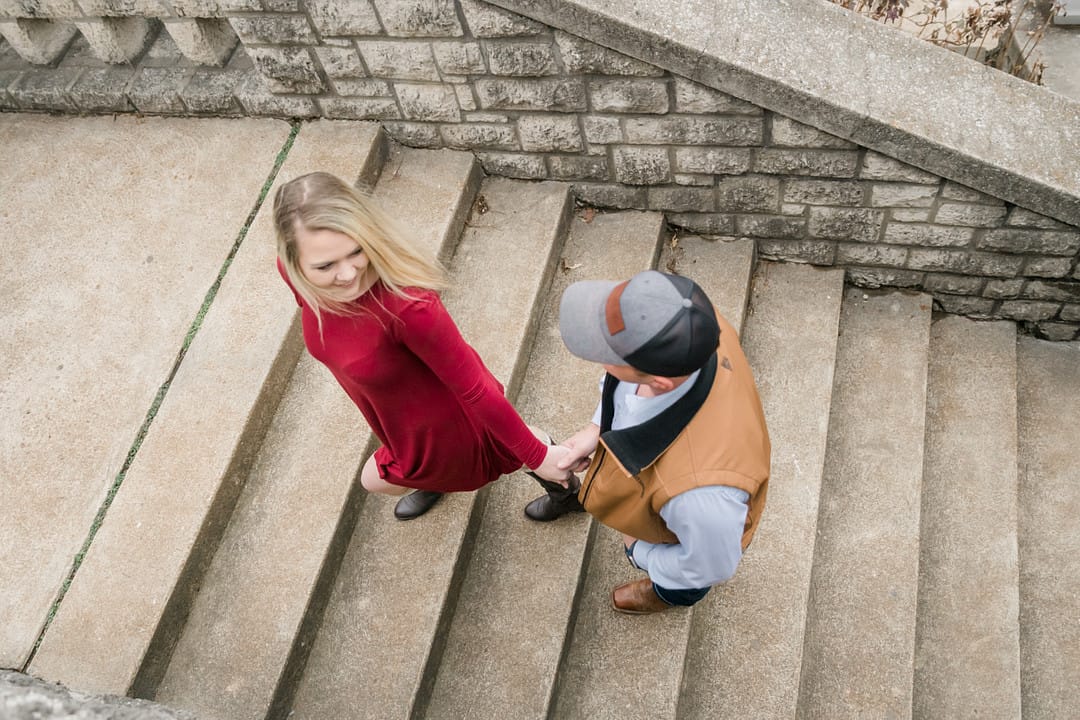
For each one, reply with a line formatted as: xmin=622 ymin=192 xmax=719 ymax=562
xmin=295 ymin=227 xmax=375 ymax=303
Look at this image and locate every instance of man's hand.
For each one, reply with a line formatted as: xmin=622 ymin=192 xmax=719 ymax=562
xmin=557 ymin=423 xmax=601 ymax=473
xmin=531 ymin=443 xmax=572 ymax=487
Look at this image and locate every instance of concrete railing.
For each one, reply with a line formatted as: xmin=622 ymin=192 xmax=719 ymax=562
xmin=1 ymin=0 xmax=1077 ymax=339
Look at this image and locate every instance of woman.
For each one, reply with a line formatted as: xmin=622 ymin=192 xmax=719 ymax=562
xmin=273 ymin=172 xmax=568 ymax=520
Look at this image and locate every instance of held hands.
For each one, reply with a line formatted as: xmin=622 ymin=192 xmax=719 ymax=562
xmin=532 ymin=444 xmax=573 ymax=487
xmin=556 ymin=423 xmax=601 ymax=474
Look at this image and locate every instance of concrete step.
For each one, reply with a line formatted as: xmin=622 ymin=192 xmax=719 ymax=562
xmin=549 ymin=235 xmax=756 ymax=720
xmin=913 ymin=316 xmax=1021 ymax=719
xmin=27 ymin=120 xmax=388 ymax=697
xmin=0 ymin=114 xmax=292 ymax=671
xmin=286 ymin=177 xmax=572 ymax=719
xmin=797 ymin=288 xmax=932 ymax=719
xmin=679 ymin=261 xmax=845 ymax=719
xmin=151 ymin=145 xmax=481 ymax=720
xmin=420 ymin=209 xmax=665 ymax=720
xmin=1016 ymin=337 xmax=1080 ymax=719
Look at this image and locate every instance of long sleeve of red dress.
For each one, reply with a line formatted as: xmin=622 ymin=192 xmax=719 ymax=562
xmin=277 ymin=260 xmax=546 ymax=492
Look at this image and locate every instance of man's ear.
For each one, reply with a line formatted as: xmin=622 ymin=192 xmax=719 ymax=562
xmin=647 ymin=375 xmax=676 ymax=393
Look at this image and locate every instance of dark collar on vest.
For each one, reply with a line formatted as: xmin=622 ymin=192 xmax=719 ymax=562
xmin=598 ymin=352 xmax=718 ymax=476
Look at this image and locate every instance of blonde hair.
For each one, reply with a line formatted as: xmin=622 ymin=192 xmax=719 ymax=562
xmin=272 ymin=172 xmax=447 ymax=325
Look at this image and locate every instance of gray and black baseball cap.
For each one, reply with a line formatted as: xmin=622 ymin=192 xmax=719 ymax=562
xmin=558 ymin=270 xmax=720 ymax=377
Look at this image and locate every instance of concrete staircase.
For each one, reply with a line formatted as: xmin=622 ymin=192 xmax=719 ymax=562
xmin=22 ymin=121 xmax=1080 ymax=719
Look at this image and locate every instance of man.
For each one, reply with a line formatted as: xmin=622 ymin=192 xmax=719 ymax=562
xmin=523 ymin=270 xmax=770 ymax=614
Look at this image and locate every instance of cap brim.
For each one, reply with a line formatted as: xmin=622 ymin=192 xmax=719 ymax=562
xmin=558 ymin=279 xmax=625 ymax=366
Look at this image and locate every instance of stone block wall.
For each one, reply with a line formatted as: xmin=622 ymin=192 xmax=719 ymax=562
xmin=0 ymin=0 xmax=1077 ymax=339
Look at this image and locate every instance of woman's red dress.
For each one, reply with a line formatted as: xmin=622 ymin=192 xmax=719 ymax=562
xmin=279 ymin=265 xmax=546 ymax=492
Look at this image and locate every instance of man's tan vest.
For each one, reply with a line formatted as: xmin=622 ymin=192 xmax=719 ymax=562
xmin=576 ymin=315 xmax=770 ymax=549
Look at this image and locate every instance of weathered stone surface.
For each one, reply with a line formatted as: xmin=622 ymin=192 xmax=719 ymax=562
xmin=581 ymin=114 xmax=620 ymax=144
xmin=624 ymin=115 xmax=761 ymax=145
xmin=1023 ymin=257 xmax=1074 ymax=278
xmin=1060 ymin=304 xmax=1080 ymax=322
xmin=374 ymin=0 xmax=462 ymax=37
xmin=163 ymin=18 xmax=236 ymax=67
xmin=517 ymin=113 xmax=580 ymax=151
xmin=667 ymin=212 xmax=735 ymax=235
xmin=984 ymin=278 xmax=1025 ymax=299
xmin=673 ymin=146 xmax=751 ymax=175
xmin=755 ymin=148 xmax=859 ymax=178
xmin=180 ymin=67 xmax=242 ymax=113
xmin=0 ymin=71 xmax=25 ymax=109
xmin=555 ymin=30 xmax=662 ymax=76
xmin=330 ymin=77 xmax=389 ymax=96
xmin=357 ymin=40 xmax=439 ymax=81
xmin=475 ymin=76 xmax=585 ymax=111
xmin=892 ymin=208 xmax=933 ymax=222
xmin=394 ymin=81 xmax=458 ymax=120
xmin=172 ymin=0 xmax=261 ymax=16
xmin=313 ymin=45 xmax=364 ymax=79
xmin=847 ymin=266 xmax=925 ymax=288
xmin=235 ymin=71 xmax=318 ymax=115
xmin=546 ymin=153 xmax=607 ymax=180
xmin=672 ymin=75 xmax=760 ymax=114
xmin=459 ymin=0 xmax=544 ymax=37
xmin=0 ymin=18 xmax=76 ymax=65
xmin=921 ymin=272 xmax=985 ymax=295
xmin=1022 ymin=280 xmax=1080 ymax=302
xmin=784 ymin=179 xmax=863 ymax=206
xmin=675 ymin=173 xmax=712 ymax=186
xmin=884 ymin=223 xmax=974 ymax=247
xmin=305 ymin=0 xmax=380 ymax=36
xmin=247 ymin=45 xmax=324 ymax=93
xmin=440 ymin=121 xmax=516 ymax=149
xmin=128 ymin=66 xmax=189 ymax=112
xmin=228 ymin=14 xmax=315 ymax=44
xmin=452 ymin=82 xmax=475 ymax=109
xmin=941 ymin=181 xmax=996 ymax=203
xmin=1007 ymin=206 xmax=1067 ymax=229
xmin=484 ymin=39 xmax=556 ymax=75
xmin=382 ymin=120 xmax=442 ymax=146
xmin=74 ymin=16 xmax=154 ymax=63
xmin=934 ymin=202 xmax=1008 ymax=228
xmin=771 ymin=115 xmax=853 ymax=149
xmin=571 ymin=181 xmax=646 ymax=209
xmin=870 ymin=183 xmax=938 ymax=208
xmin=999 ymin=300 xmax=1061 ymax=321
xmin=737 ymin=214 xmax=806 ymax=240
xmin=612 ymin=145 xmax=670 ymax=184
xmin=716 ymin=173 xmax=779 ymax=213
xmin=9 ymin=66 xmax=78 ymax=110
xmin=0 ymin=670 xmax=196 ymax=720
xmin=808 ymin=207 xmax=885 ymax=242
xmin=318 ymin=95 xmax=398 ymax=119
xmin=757 ymin=238 xmax=836 ymax=264
xmin=978 ymin=228 xmax=1080 ymax=255
xmin=69 ymin=65 xmax=134 ymax=111
xmin=588 ymin=77 xmax=668 ymax=113
xmin=432 ymin=40 xmax=485 ymax=74
xmin=476 ymin=151 xmax=546 ymax=178
xmin=836 ymin=243 xmax=908 ymax=267
xmin=936 ymin=294 xmax=996 ymax=316
xmin=1031 ymin=322 xmax=1079 ymax=341
xmin=907 ymin=249 xmax=1024 ymax=277
xmin=860 ymin=152 xmax=939 ymax=184
xmin=646 ymin=185 xmax=714 ymax=212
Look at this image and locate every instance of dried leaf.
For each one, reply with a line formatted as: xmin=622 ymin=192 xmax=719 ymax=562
xmin=561 ymin=258 xmax=583 ymax=273
xmin=579 ymin=207 xmax=596 ymax=223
